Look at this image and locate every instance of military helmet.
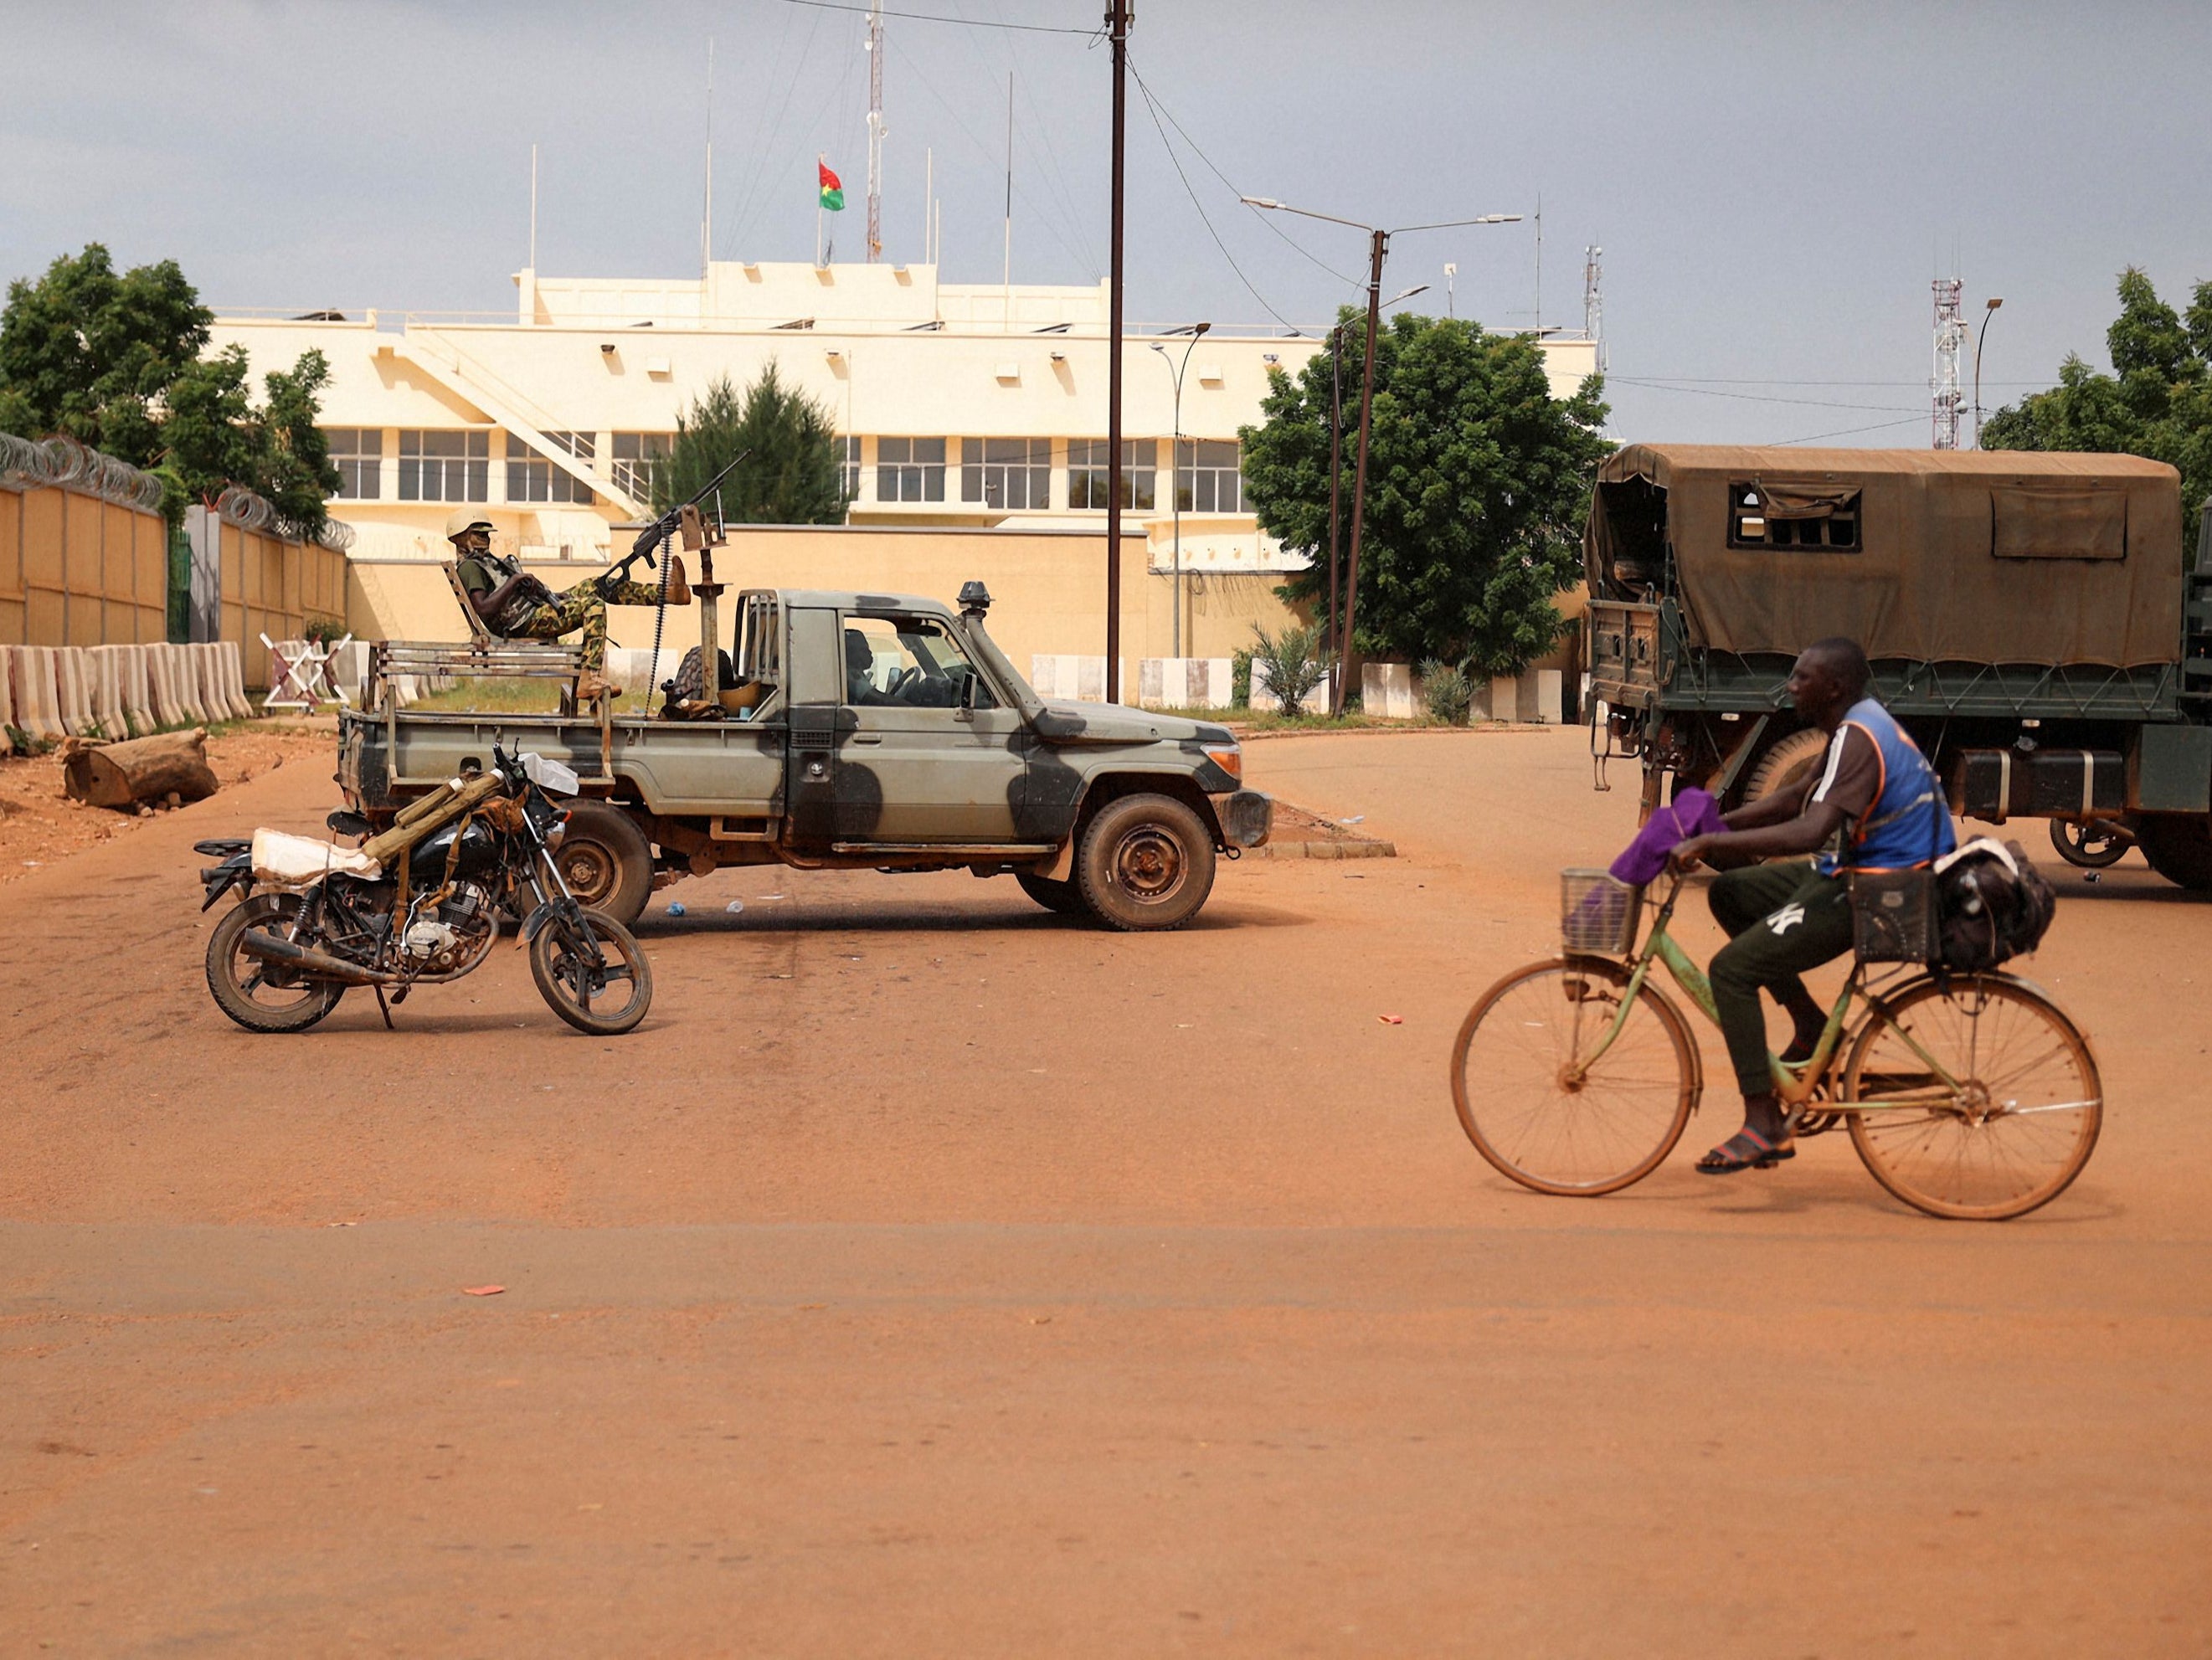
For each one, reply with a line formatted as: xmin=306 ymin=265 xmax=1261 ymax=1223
xmin=445 ymin=508 xmax=494 ymax=542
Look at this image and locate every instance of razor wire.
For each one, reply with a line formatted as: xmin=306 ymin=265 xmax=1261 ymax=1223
xmin=0 ymin=428 xmax=168 ymax=511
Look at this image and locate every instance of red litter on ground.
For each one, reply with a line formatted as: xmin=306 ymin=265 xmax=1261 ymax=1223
xmin=1377 ymin=1014 xmax=1404 ymax=1025
xmin=462 ymin=1285 xmax=506 ymax=1297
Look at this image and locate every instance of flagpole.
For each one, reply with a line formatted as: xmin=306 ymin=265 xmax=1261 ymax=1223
xmin=817 ymin=154 xmax=825 ymax=268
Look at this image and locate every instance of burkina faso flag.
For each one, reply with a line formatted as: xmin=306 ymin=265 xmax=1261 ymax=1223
xmin=818 ymin=160 xmax=845 ymax=212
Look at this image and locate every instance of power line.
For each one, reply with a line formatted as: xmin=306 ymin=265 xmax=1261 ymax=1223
xmin=1131 ymin=74 xmax=1309 ymax=335
xmin=1611 ymin=378 xmax=1921 ymax=414
xmin=779 ymin=0 xmax=1098 ymax=35
xmin=1772 ymin=415 xmax=1927 ymax=445
xmin=1126 ymin=58 xmax=1361 ymax=289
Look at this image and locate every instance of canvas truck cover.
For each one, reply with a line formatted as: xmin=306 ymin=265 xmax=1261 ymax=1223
xmin=1585 ymin=445 xmax=2184 ymax=666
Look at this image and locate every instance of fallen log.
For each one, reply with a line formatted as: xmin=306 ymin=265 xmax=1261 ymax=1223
xmin=60 ymin=727 xmax=218 ymax=809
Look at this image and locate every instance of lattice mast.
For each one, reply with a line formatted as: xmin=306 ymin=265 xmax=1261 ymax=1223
xmin=1931 ymin=277 xmax=1966 ymax=450
xmin=866 ymin=1 xmax=886 ymax=263
xmin=1582 ymin=245 xmax=1606 ymax=373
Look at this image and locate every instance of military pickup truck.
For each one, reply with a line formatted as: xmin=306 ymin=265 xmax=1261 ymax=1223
xmin=338 ymin=581 xmax=1271 ymax=930
xmin=1584 ymin=445 xmax=2212 ymax=888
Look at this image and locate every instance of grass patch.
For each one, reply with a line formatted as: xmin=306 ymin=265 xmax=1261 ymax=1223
xmin=406 ymin=676 xmax=568 ymax=715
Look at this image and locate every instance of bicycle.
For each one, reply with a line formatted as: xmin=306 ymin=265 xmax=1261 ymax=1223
xmin=1449 ymin=869 xmax=2103 ymax=1221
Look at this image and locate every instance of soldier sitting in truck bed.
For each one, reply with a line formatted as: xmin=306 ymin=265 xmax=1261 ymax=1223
xmin=448 ymin=511 xmax=692 ymax=701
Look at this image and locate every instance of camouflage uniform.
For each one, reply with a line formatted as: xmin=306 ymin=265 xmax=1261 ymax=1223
xmin=456 ymin=559 xmax=671 ymax=676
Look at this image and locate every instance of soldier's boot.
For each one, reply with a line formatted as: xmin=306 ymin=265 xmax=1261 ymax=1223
xmin=576 ymin=672 xmax=621 ymax=703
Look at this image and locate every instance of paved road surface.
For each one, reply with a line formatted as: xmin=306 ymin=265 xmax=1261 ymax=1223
xmin=3 ymin=727 xmax=2204 ymax=1654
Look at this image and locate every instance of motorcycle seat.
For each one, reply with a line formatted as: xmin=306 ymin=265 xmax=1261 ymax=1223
xmin=250 ymin=828 xmax=383 ymax=888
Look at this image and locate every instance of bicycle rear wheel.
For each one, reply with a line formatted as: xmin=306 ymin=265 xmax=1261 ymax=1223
xmin=1842 ymin=974 xmax=2101 ymax=1221
xmin=1451 ymin=957 xmax=1700 ymax=1195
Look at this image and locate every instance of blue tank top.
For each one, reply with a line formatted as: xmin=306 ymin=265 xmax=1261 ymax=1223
xmin=1814 ymin=698 xmax=1956 ymax=875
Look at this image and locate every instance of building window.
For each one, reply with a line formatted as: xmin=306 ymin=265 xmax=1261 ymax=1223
xmin=507 ymin=434 xmax=595 ymax=504
xmin=610 ymin=432 xmax=672 ymax=503
xmin=1175 ymin=438 xmax=1244 ymax=513
xmin=877 ymin=436 xmax=946 ymax=503
xmin=323 ymin=428 xmax=383 ymax=500
xmin=841 ymin=435 xmax=862 ymax=501
xmin=1728 ymin=483 xmax=1862 ymax=550
xmin=398 ymin=429 xmax=489 ymax=502
xmin=960 ymin=438 xmax=1051 ymax=510
xmin=1067 ymin=439 xmax=1155 ymax=511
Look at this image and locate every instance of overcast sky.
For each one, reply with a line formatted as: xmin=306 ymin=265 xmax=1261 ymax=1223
xmin=6 ymin=0 xmax=2211 ymax=445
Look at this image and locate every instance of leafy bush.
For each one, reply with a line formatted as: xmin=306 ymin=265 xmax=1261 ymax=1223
xmin=1229 ymin=646 xmax=1253 ymax=708
xmin=1419 ymin=659 xmax=1474 ymax=725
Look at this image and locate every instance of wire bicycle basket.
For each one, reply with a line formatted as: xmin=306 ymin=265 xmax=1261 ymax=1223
xmin=1561 ymin=869 xmax=1644 ymax=955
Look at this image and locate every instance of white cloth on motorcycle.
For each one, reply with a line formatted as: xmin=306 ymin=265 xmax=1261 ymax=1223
xmin=251 ymin=828 xmax=383 ymax=887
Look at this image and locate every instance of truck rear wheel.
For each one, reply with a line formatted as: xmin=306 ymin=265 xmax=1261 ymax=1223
xmin=1076 ymin=793 xmax=1216 ymax=933
xmin=2136 ymin=813 xmax=2212 ymax=891
xmin=550 ymin=800 xmax=654 ymax=924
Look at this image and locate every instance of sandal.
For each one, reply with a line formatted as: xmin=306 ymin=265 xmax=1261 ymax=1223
xmin=1696 ymin=1127 xmax=1795 ymax=1174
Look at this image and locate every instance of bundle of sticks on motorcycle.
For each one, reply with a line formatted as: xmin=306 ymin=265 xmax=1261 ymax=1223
xmin=193 ymin=743 xmax=652 ymax=1036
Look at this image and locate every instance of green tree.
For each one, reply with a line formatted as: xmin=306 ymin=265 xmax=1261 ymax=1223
xmin=160 ymin=344 xmax=340 ymax=538
xmin=0 ymin=244 xmax=211 ymax=466
xmin=1983 ymin=266 xmax=2212 ymax=548
xmin=1240 ymin=309 xmax=1611 ymax=676
xmin=655 ymin=363 xmax=846 ymax=524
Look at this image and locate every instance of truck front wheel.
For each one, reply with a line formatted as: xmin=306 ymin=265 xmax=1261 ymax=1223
xmin=550 ymin=800 xmax=654 ymax=924
xmin=2136 ymin=813 xmax=2212 ymax=891
xmin=1076 ymin=793 xmax=1217 ymax=933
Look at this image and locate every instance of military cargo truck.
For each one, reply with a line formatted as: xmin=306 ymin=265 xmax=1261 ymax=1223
xmin=339 ymin=582 xmax=1271 ymax=931
xmin=1583 ymin=445 xmax=2212 ymax=888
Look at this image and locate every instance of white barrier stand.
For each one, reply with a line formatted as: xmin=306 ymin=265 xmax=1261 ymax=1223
xmin=1489 ymin=675 xmax=1520 ymax=723
xmin=1361 ymin=662 xmax=1418 ymax=720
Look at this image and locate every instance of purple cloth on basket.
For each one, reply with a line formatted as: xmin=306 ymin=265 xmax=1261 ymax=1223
xmin=1608 ymin=787 xmax=1726 ymax=884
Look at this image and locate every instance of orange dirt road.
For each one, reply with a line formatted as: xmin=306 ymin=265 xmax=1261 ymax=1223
xmin=2 ymin=727 xmax=2205 ymax=1654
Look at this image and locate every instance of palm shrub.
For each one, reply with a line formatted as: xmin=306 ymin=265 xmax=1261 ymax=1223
xmin=1248 ymin=621 xmax=1332 ymax=717
xmin=1419 ymin=659 xmax=1474 ymax=724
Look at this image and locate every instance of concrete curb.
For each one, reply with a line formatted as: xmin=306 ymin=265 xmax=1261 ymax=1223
xmin=1249 ymin=838 xmax=1397 ymax=860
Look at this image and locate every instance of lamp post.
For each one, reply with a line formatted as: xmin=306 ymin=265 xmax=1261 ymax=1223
xmin=1973 ymin=296 xmax=2004 ymax=449
xmin=1148 ymin=321 xmax=1211 ymax=659
xmin=1244 ymin=197 xmax=1517 ymax=712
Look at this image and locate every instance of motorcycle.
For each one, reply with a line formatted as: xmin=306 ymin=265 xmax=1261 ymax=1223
xmin=195 ymin=744 xmax=652 ymax=1036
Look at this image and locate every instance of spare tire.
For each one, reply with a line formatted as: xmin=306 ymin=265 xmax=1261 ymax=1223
xmin=548 ymin=800 xmax=654 ymax=923
xmin=1741 ymin=727 xmax=1831 ymax=804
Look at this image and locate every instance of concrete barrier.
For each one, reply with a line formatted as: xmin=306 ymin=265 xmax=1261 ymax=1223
xmin=157 ymin=643 xmax=205 ymax=725
xmin=1138 ymin=657 xmax=1231 ymax=710
xmin=10 ymin=646 xmax=61 ymax=741
xmin=1249 ymin=660 xmax=1328 ymax=715
xmin=54 ymin=647 xmax=95 ymax=737
xmin=224 ymin=640 xmax=255 ymax=717
xmin=0 ymin=647 xmax=16 ymax=753
xmin=116 ymin=645 xmax=154 ymax=734
xmin=1361 ymin=662 xmax=1418 ymax=721
xmin=87 ymin=645 xmax=127 ymax=738
xmin=1031 ymin=655 xmax=1109 ymax=703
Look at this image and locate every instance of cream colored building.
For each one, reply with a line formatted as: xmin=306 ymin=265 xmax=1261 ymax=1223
xmin=212 ymin=260 xmax=1600 ymax=578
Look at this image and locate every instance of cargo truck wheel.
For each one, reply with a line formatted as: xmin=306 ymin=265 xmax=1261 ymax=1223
xmin=1016 ymin=871 xmax=1090 ymax=917
xmin=550 ymin=801 xmax=653 ymax=923
xmin=1076 ymin=793 xmax=1216 ymax=933
xmin=1742 ymin=727 xmax=1830 ymax=803
xmin=2136 ymin=813 xmax=2212 ymax=891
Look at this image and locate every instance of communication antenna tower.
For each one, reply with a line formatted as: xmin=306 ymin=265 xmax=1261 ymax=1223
xmin=866 ymin=2 xmax=886 ymax=263
xmin=1931 ymin=276 xmax=1966 ymax=450
xmin=1582 ymin=244 xmax=1606 ymax=373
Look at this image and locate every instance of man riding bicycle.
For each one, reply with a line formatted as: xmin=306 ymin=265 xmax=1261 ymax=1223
xmin=1668 ymin=637 xmax=1953 ymax=1174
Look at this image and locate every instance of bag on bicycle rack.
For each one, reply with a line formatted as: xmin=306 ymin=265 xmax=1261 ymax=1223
xmin=1932 ymin=837 xmax=2057 ymax=972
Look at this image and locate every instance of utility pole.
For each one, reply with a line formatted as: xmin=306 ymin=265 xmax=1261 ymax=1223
xmin=1342 ymin=229 xmax=1386 ymax=712
xmin=1326 ymin=324 xmax=1345 ymax=712
xmin=1103 ymin=0 xmax=1129 ymax=702
xmin=866 ymin=2 xmax=885 ymax=263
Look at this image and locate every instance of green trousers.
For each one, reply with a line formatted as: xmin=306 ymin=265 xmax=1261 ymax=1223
xmin=1707 ymin=861 xmax=1856 ymax=1098
xmin=506 ymin=577 xmax=667 ymax=674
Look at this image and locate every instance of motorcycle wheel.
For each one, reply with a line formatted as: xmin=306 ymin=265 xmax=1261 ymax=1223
xmin=529 ymin=907 xmax=653 ymax=1036
xmin=206 ymin=892 xmax=348 ymax=1034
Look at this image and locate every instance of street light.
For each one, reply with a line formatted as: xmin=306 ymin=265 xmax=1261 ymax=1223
xmin=1147 ymin=321 xmax=1211 ymax=659
xmin=1243 ymin=196 xmax=1520 ymax=712
xmin=1973 ymin=296 xmax=2004 ymax=449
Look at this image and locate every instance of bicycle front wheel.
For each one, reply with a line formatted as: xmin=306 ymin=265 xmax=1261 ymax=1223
xmin=1451 ymin=957 xmax=1699 ymax=1196
xmin=1843 ymin=974 xmax=2101 ymax=1221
